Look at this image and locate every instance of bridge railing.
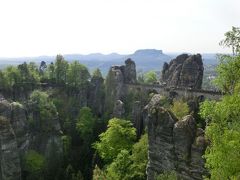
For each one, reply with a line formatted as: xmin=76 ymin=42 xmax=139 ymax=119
xmin=125 ymin=83 xmax=223 ymax=95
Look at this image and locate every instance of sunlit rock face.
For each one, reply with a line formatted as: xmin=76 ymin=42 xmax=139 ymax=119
xmin=161 ymin=54 xmax=204 ymax=89
xmin=146 ymin=95 xmax=208 ymax=180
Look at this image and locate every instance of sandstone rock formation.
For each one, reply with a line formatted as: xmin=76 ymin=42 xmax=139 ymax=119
xmin=131 ymin=101 xmax=143 ymax=137
xmin=105 ymin=59 xmax=137 ymax=114
xmin=161 ymin=54 xmax=204 ymax=89
xmin=88 ymin=73 xmax=105 ymax=117
xmin=0 ymin=96 xmax=23 ymax=180
xmin=113 ymin=100 xmax=125 ymax=118
xmin=123 ymin=58 xmax=137 ymax=84
xmin=146 ymin=94 xmax=208 ymax=180
xmin=0 ymin=94 xmax=63 ymax=180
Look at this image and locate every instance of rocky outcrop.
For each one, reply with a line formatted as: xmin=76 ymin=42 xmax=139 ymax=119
xmin=131 ymin=101 xmax=143 ymax=137
xmin=113 ymin=100 xmax=125 ymax=118
xmin=161 ymin=54 xmax=204 ymax=89
xmin=88 ymin=73 xmax=105 ymax=117
xmin=105 ymin=59 xmax=137 ymax=114
xmin=146 ymin=94 xmax=208 ymax=180
xmin=123 ymin=58 xmax=137 ymax=84
xmin=0 ymin=96 xmax=22 ymax=180
xmin=0 ymin=94 xmax=63 ymax=180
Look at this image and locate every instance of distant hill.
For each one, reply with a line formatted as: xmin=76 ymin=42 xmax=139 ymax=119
xmin=0 ymin=49 xmax=218 ymax=75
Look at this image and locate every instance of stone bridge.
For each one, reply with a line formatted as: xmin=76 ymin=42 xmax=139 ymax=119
xmin=125 ymin=83 xmax=223 ymax=100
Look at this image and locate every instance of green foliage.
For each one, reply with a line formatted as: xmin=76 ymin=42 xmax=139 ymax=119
xmin=29 ymin=90 xmax=58 ymax=132
xmin=1 ymin=66 xmax=21 ymax=90
xmin=214 ymin=55 xmax=240 ymax=94
xmin=92 ymin=68 xmax=103 ymax=78
xmin=24 ymin=150 xmax=46 ymax=180
xmin=93 ymin=165 xmax=107 ymax=180
xmin=76 ymin=107 xmax=95 ymax=140
xmin=47 ymin=62 xmax=55 ymax=82
xmin=155 ymin=171 xmax=177 ymax=180
xmin=204 ymin=127 xmax=240 ymax=180
xmin=127 ymin=133 xmax=148 ymax=180
xmin=18 ymin=62 xmax=40 ymax=85
xmin=65 ymin=165 xmax=84 ymax=180
xmin=0 ymin=62 xmax=40 ymax=94
xmin=106 ymin=149 xmax=132 ymax=180
xmin=143 ymin=70 xmax=158 ymax=84
xmin=200 ymin=93 xmax=240 ymax=179
xmin=67 ymin=61 xmax=90 ymax=89
xmin=219 ymin=26 xmax=240 ymax=56
xmin=94 ymin=133 xmax=148 ymax=180
xmin=93 ymin=118 xmax=136 ymax=163
xmin=55 ymin=54 xmax=69 ymax=84
xmin=62 ymin=135 xmax=72 ymax=160
xmin=170 ymin=99 xmax=189 ymax=120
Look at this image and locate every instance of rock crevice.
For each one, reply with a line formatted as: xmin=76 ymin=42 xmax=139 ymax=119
xmin=161 ymin=54 xmax=204 ymax=89
xmin=146 ymin=95 xmax=208 ymax=180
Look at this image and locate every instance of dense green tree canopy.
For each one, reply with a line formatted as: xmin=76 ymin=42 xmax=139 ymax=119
xmin=67 ymin=61 xmax=90 ymax=88
xmin=29 ymin=90 xmax=58 ymax=132
xmin=93 ymin=118 xmax=136 ymax=163
xmin=199 ymin=27 xmax=240 ymax=179
xmin=55 ymin=55 xmax=69 ymax=84
xmin=143 ymin=70 xmax=158 ymax=84
xmin=76 ymin=107 xmax=95 ymax=140
xmin=214 ymin=55 xmax=240 ymax=94
xmin=200 ymin=94 xmax=240 ymax=179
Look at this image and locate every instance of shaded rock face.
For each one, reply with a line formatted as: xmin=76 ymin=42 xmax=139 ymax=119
xmin=123 ymin=58 xmax=137 ymax=84
xmin=161 ymin=54 xmax=204 ymax=89
xmin=113 ymin=100 xmax=125 ymax=118
xmin=105 ymin=59 xmax=137 ymax=114
xmin=0 ymin=95 xmax=63 ymax=180
xmin=131 ymin=101 xmax=143 ymax=137
xmin=0 ymin=97 xmax=23 ymax=180
xmin=88 ymin=75 xmax=105 ymax=117
xmin=146 ymin=95 xmax=208 ymax=180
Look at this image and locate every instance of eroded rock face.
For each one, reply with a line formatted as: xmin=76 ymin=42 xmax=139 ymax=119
xmin=161 ymin=54 xmax=204 ymax=89
xmin=113 ymin=100 xmax=125 ymax=118
xmin=131 ymin=101 xmax=143 ymax=137
xmin=0 ymin=95 xmax=63 ymax=180
xmin=0 ymin=97 xmax=22 ymax=180
xmin=105 ymin=58 xmax=137 ymax=114
xmin=146 ymin=95 xmax=208 ymax=180
xmin=88 ymin=74 xmax=105 ymax=117
xmin=123 ymin=58 xmax=137 ymax=84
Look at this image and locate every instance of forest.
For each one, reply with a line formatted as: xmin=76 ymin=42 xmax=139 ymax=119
xmin=0 ymin=27 xmax=239 ymax=180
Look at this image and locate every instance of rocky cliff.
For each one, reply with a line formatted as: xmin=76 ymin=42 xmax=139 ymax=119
xmin=105 ymin=58 xmax=137 ymax=116
xmin=0 ymin=95 xmax=27 ymax=180
xmin=161 ymin=54 xmax=204 ymax=89
xmin=146 ymin=94 xmax=208 ymax=180
xmin=0 ymin=94 xmax=63 ymax=180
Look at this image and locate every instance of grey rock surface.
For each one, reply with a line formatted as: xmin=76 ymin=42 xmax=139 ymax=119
xmin=0 ymin=97 xmax=22 ymax=180
xmin=113 ymin=100 xmax=125 ymax=118
xmin=161 ymin=54 xmax=204 ymax=89
xmin=146 ymin=95 xmax=208 ymax=180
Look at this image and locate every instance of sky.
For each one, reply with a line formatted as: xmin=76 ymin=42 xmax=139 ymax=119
xmin=0 ymin=0 xmax=239 ymax=57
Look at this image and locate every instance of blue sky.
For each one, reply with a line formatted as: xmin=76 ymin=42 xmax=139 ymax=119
xmin=0 ymin=0 xmax=239 ymax=57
